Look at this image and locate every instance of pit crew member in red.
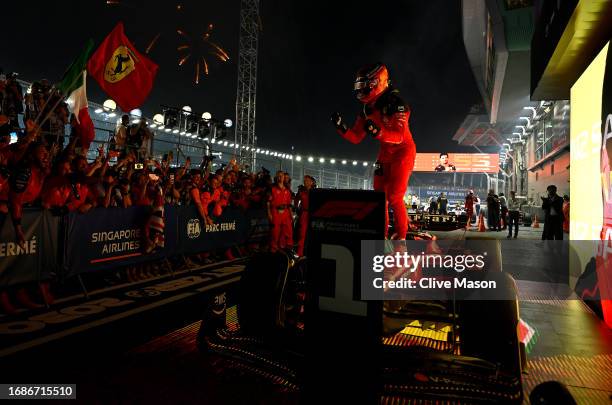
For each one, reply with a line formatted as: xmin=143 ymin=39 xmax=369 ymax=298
xmin=294 ymin=175 xmax=316 ymax=256
xmin=332 ymin=63 xmax=416 ymax=239
xmin=268 ymin=171 xmax=294 ymax=252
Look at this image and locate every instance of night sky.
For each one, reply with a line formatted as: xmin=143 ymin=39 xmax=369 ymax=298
xmin=1 ymin=0 xmax=480 ymax=160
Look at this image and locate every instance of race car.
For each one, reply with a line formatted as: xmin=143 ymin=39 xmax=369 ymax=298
xmin=198 ymin=235 xmax=535 ymax=404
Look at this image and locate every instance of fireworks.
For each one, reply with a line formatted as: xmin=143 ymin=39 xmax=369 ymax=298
xmin=176 ymin=24 xmax=230 ymax=85
xmin=106 ymin=1 xmax=229 ymax=85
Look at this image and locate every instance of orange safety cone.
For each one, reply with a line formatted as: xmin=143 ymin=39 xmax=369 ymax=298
xmin=478 ymin=212 xmax=486 ymax=232
xmin=532 ymin=214 xmax=540 ymax=228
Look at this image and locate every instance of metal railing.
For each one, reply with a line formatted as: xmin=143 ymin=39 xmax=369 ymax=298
xmin=13 ymin=79 xmax=372 ymax=191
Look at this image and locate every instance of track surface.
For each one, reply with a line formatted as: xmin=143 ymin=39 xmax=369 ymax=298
xmin=66 ymin=296 xmax=612 ymax=405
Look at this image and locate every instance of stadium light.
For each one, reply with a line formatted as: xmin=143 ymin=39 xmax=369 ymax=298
xmin=94 ymin=108 xmax=103 ymax=114
xmin=103 ymin=99 xmax=116 ymax=111
xmin=319 ymin=158 xmax=325 ymax=163
xmin=296 ymin=155 xmax=302 ymax=162
xmin=165 ymin=128 xmax=172 ymax=133
xmin=330 ymin=159 xmax=336 ymax=164
xmin=352 ymin=161 xmax=358 ymax=166
xmin=518 ymin=116 xmax=531 ymax=127
xmin=182 ymin=106 xmax=192 ymax=114
xmin=363 ymin=162 xmax=368 ymax=166
xmin=202 ymin=112 xmax=212 ymax=121
xmin=130 ymin=108 xmax=142 ymax=118
xmin=224 ymin=119 xmax=233 ymax=128
xmin=153 ymin=114 xmax=164 ymax=125
xmin=342 ymin=160 xmax=347 ymax=165
xmin=523 ymin=106 xmax=537 ymax=119
xmin=308 ymin=156 xmax=314 ymax=162
xmin=172 ymin=129 xmax=179 ymax=134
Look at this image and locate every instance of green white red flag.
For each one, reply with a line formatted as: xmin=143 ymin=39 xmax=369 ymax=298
xmin=58 ymin=40 xmax=96 ymax=151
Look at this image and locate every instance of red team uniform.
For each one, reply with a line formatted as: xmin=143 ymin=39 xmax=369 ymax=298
xmin=269 ymin=183 xmax=293 ymax=252
xmin=295 ymin=188 xmax=309 ymax=256
xmin=333 ymin=63 xmax=416 ymax=239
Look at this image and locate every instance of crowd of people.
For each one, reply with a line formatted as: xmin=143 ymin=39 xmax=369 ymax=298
xmin=0 ymin=74 xmax=315 ymax=247
xmin=465 ymin=186 xmax=569 ymax=240
xmin=0 ymin=74 xmax=322 ymax=314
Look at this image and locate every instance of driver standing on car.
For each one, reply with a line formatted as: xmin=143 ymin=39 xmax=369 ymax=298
xmin=332 ymin=63 xmax=417 ymax=239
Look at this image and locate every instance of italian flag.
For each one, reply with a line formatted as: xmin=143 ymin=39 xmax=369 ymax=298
xmin=58 ymin=40 xmax=96 ymax=152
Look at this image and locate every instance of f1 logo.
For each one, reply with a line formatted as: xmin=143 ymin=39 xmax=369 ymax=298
xmin=312 ymin=201 xmax=378 ymax=221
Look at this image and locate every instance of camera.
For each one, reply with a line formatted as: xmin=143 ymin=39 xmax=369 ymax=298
xmin=134 ymin=163 xmax=144 ymax=170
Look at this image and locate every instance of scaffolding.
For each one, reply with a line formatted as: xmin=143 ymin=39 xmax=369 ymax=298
xmin=234 ymin=0 xmax=261 ymax=168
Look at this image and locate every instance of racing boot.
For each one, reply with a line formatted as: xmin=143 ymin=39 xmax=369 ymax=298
xmin=0 ymin=291 xmax=17 ymax=315
xmin=39 ymin=282 xmax=54 ymax=306
xmin=15 ymin=287 xmax=43 ymax=310
xmin=224 ymin=248 xmax=236 ymax=261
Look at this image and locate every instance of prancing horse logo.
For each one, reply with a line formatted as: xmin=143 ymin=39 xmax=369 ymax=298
xmin=104 ymin=45 xmax=137 ymax=83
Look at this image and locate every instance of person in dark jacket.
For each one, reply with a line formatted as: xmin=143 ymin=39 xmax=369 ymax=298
xmin=541 ymin=185 xmax=564 ymax=240
xmin=437 ymin=192 xmax=448 ymax=215
xmin=486 ymin=190 xmax=501 ymax=231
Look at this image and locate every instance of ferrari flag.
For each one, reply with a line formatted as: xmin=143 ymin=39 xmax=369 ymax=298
xmin=87 ymin=22 xmax=158 ymax=112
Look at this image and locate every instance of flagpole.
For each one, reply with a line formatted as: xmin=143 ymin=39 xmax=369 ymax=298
xmin=32 ymin=86 xmax=58 ymax=124
xmin=35 ymin=71 xmax=88 ymax=146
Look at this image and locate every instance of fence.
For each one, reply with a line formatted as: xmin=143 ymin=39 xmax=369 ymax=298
xmin=0 ymin=205 xmax=270 ymax=288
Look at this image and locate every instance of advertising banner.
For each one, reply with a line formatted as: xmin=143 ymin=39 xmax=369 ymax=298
xmin=570 ymin=40 xmax=612 ymax=327
xmin=413 ymin=153 xmax=500 ymax=173
xmin=177 ymin=206 xmax=249 ymax=254
xmin=64 ymin=206 xmax=178 ymax=276
xmin=245 ymin=209 xmax=271 ymax=244
xmin=0 ymin=209 xmax=59 ymax=287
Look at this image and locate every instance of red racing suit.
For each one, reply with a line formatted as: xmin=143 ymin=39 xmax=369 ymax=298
xmin=465 ymin=194 xmax=475 ymax=223
xmin=268 ymin=184 xmax=293 ymax=252
xmin=295 ymin=188 xmax=309 ymax=256
xmin=339 ymin=88 xmax=416 ymax=239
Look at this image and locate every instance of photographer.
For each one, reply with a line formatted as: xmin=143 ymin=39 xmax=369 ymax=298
xmin=541 ymin=185 xmax=564 ymax=240
xmin=114 ymin=114 xmax=130 ymax=157
xmin=127 ymin=118 xmax=152 ymax=161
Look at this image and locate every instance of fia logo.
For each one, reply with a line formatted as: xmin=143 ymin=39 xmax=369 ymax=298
xmin=187 ymin=218 xmax=201 ymax=239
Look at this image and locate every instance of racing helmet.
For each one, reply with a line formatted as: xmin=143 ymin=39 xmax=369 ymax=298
xmin=354 ymin=63 xmax=390 ymax=103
